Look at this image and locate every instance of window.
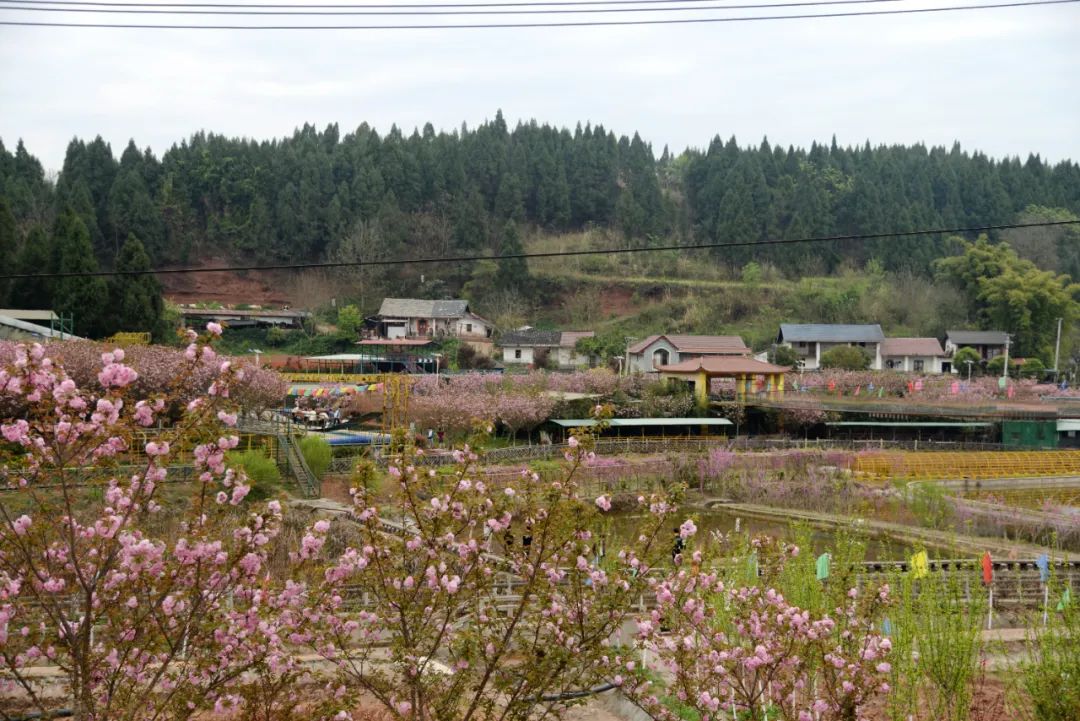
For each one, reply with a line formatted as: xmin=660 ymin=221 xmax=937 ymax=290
xmin=466 ymin=323 xmax=473 ymax=333
xmin=797 ymin=342 xmax=807 ymax=349
xmin=514 ymin=349 xmax=522 ymax=359
xmin=652 ymin=349 xmax=670 ymax=369
xmin=913 ymin=360 xmax=925 ymax=372
xmin=886 ymin=360 xmax=897 ymax=370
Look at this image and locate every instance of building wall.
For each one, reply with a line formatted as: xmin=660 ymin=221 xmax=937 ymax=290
xmin=452 ymin=316 xmax=493 ymax=339
xmin=784 ymin=341 xmax=882 ymax=370
xmin=883 ymin=355 xmax=946 ymax=373
xmin=627 ymin=338 xmax=680 ymax=373
xmin=502 ymin=346 xmax=536 ymax=365
xmin=556 ymin=347 xmax=593 ymax=368
xmin=945 ymin=340 xmax=1005 ymax=360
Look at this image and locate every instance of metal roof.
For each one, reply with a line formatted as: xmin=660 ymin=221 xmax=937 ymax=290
xmin=0 ymin=314 xmax=84 ymax=341
xmin=498 ymin=329 xmax=562 ymax=347
xmin=1057 ymin=420 xmax=1080 ymax=432
xmin=880 ymin=338 xmax=947 ymax=357
xmin=559 ymin=331 xmax=595 ymax=348
xmin=627 ymin=334 xmax=748 ymax=355
xmin=551 ymin=417 xmax=733 ymax=427
xmin=0 ymin=309 xmax=58 ymax=322
xmin=946 ymin=330 xmax=1009 ymax=346
xmin=377 ymin=298 xmax=470 ymax=318
xmin=778 ymin=324 xmax=884 ymax=343
xmin=826 ymin=422 xmax=992 ymax=428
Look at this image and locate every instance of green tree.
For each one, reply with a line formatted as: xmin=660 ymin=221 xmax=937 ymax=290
xmin=819 ymin=345 xmax=871 ymax=370
xmin=575 ymin=330 xmax=627 ymax=367
xmin=51 ymin=209 xmax=108 ymax=337
xmin=108 ymin=234 xmax=165 ymax=338
xmin=9 ymin=225 xmax=53 ymax=309
xmin=336 ymin=304 xmax=362 ymax=339
xmin=496 ymin=221 xmax=528 ymax=292
xmin=770 ymin=344 xmax=800 ymax=367
xmin=951 ymin=347 xmax=982 ymax=377
xmin=0 ymin=196 xmax=16 ymax=304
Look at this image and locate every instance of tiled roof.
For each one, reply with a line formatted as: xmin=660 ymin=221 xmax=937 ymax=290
xmin=377 ymin=298 xmax=470 ymax=318
xmin=559 ymin=331 xmax=595 ymax=348
xmin=627 ymin=334 xmax=749 ymax=355
xmin=881 ymin=337 xmax=946 ymax=357
xmin=657 ymin=357 xmax=791 ymax=374
xmin=498 ymin=329 xmax=562 ymax=347
xmin=778 ymin=324 xmax=884 ymax=343
xmin=946 ymin=330 xmax=1009 ymax=346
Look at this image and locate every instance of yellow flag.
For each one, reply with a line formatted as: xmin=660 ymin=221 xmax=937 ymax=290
xmin=910 ymin=551 xmax=929 ymax=579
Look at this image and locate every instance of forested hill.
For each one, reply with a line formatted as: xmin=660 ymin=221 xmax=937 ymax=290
xmin=2 ymin=110 xmax=1080 ymax=298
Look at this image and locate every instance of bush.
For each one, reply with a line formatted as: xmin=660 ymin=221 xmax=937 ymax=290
xmin=952 ymin=346 xmax=982 ymax=375
xmin=1019 ymin=357 xmax=1046 ymax=379
xmin=770 ymin=344 xmax=800 ymax=367
xmin=819 ymin=345 xmax=871 ymax=370
xmin=299 ymin=434 xmax=332 ymax=479
xmin=226 ymin=448 xmax=282 ymax=500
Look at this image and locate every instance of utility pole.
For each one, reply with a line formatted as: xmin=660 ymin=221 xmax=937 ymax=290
xmin=1002 ymin=335 xmax=1011 ymax=379
xmin=965 ymin=359 xmax=974 ymax=382
xmin=1053 ymin=317 xmax=1063 ymax=381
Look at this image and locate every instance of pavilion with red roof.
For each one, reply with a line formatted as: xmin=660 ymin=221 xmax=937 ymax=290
xmin=656 ymin=356 xmax=792 ymax=405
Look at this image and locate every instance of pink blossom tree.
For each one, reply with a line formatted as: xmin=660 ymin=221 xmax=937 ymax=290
xmin=619 ymin=535 xmax=893 ymax=721
xmin=307 ymin=433 xmax=679 ymax=721
xmin=0 ymin=331 xmax=330 ymax=720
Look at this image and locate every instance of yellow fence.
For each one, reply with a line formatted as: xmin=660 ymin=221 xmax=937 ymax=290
xmin=280 ymin=373 xmax=389 ymax=384
xmin=854 ymin=450 xmax=1080 ymax=480
xmin=106 ymin=332 xmax=151 ymax=346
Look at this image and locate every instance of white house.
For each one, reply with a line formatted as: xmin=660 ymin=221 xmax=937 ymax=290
xmin=499 ymin=329 xmax=595 ymax=368
xmin=944 ymin=330 xmax=1009 ymax=361
xmin=372 ymin=299 xmax=494 ymax=342
xmin=625 ymin=334 xmax=749 ymax=374
xmin=776 ymin=324 xmax=885 ymax=370
xmin=880 ymin=337 xmax=950 ymax=373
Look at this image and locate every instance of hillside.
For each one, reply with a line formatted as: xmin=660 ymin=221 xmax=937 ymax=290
xmin=1 ymin=112 xmax=1079 ymax=344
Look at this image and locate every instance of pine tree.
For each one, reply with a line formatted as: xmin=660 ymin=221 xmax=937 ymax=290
xmin=108 ymin=234 xmax=165 ymax=338
xmin=497 ymin=220 xmax=528 ymax=292
xmin=51 ymin=209 xmax=109 ymax=337
xmin=9 ymin=225 xmax=53 ymax=309
xmin=0 ymin=197 xmax=16 ymax=304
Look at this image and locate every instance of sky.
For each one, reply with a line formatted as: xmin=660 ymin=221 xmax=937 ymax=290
xmin=1 ymin=0 xmax=1078 ymax=172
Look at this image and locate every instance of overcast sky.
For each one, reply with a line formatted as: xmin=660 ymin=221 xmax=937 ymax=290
xmin=1 ymin=1 xmax=1078 ymax=172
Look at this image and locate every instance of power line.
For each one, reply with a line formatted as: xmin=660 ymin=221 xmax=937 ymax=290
xmin=0 ymin=0 xmax=1075 ymax=26
xmin=0 ymin=0 xmax=905 ymax=14
xmin=3 ymin=220 xmax=1077 ymax=280
xmin=0 ymin=0 xmax=791 ymax=6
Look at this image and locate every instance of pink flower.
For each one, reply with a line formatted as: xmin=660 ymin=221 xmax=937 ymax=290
xmin=567 ymin=436 xmax=580 ymax=448
xmin=206 ymin=322 xmax=223 ymax=336
xmin=12 ymin=515 xmax=31 ymax=535
xmin=679 ymin=519 xmax=697 ymax=539
xmin=144 ymin=441 xmax=170 ymax=457
xmin=595 ymin=495 xmax=612 ymax=512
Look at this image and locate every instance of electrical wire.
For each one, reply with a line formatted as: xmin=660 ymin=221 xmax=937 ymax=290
xmin=0 ymin=0 xmax=802 ymax=6
xmin=0 ymin=0 xmax=904 ymax=14
xmin=0 ymin=0 xmax=1075 ymax=25
xmin=2 ymin=220 xmax=1076 ymax=280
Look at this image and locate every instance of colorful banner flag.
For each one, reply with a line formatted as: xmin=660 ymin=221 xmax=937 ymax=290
xmin=882 ymin=617 xmax=893 ymax=636
xmin=910 ymin=551 xmax=929 ymax=579
xmin=998 ymin=376 xmax=1007 ymax=390
xmin=1057 ymin=587 xmax=1072 ymax=612
xmin=878 ymin=387 xmax=885 ymax=398
xmin=1036 ymin=554 xmax=1050 ymax=583
xmin=951 ymin=381 xmax=960 ymax=395
xmin=981 ymin=552 xmax=993 ymax=585
xmin=854 ymin=386 xmax=862 ymax=397
xmin=748 ymin=552 xmax=759 ymax=581
xmin=816 ymin=552 xmax=830 ymax=580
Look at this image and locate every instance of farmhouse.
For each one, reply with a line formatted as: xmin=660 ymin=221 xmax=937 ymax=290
xmin=498 ymin=329 xmax=595 ymax=368
xmin=880 ymin=337 xmax=950 ymax=374
xmin=371 ymin=299 xmax=493 ymax=341
xmin=626 ymin=334 xmax=749 ymax=373
xmin=945 ymin=330 xmax=1009 ymax=361
xmin=776 ymin=323 xmax=885 ymax=370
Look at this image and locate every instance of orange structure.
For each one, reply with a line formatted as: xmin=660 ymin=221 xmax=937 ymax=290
xmin=656 ymin=357 xmax=791 ymax=406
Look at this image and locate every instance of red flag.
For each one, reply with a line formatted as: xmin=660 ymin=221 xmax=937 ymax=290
xmin=981 ymin=552 xmax=993 ymax=585
xmin=854 ymin=385 xmax=862 ymax=396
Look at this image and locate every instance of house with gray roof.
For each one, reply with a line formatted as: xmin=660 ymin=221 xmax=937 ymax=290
xmin=499 ymin=328 xmax=596 ymax=368
xmin=776 ymin=324 xmax=885 ymax=370
xmin=944 ymin=330 xmax=1009 ymax=361
xmin=372 ymin=298 xmax=493 ymax=345
xmin=880 ymin=337 xmax=949 ymax=373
